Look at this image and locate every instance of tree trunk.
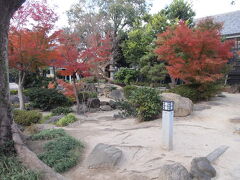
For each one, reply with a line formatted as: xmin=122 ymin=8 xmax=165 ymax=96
xmin=18 ymin=70 xmax=25 ymax=110
xmin=72 ymin=76 xmax=80 ymax=114
xmin=0 ymin=0 xmax=26 ymax=146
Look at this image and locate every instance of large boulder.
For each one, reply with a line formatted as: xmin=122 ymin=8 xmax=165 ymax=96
xmin=86 ymin=143 xmax=123 ymax=169
xmin=87 ymin=98 xmax=100 ymax=108
xmin=190 ymin=157 xmax=216 ymax=180
xmin=158 ymin=163 xmax=191 ymax=180
xmin=161 ymin=93 xmax=193 ymax=117
xmin=109 ymin=89 xmax=124 ymax=100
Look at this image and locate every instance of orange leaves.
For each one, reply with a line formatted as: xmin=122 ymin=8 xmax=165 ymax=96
xmin=155 ymin=22 xmax=234 ymax=84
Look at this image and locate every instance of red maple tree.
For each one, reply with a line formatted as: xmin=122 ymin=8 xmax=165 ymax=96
xmin=55 ymin=32 xmax=89 ymax=113
xmin=8 ymin=0 xmax=59 ymax=109
xmin=155 ymin=22 xmax=234 ymax=84
xmin=54 ymin=32 xmax=112 ymax=113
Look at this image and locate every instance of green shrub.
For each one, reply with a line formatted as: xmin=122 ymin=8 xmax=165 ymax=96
xmin=0 ymin=155 xmax=40 ymax=180
xmin=51 ymin=107 xmax=73 ymax=116
xmin=128 ymin=87 xmax=162 ymax=121
xmin=25 ymin=88 xmax=72 ymax=110
xmin=10 ymin=89 xmax=18 ymax=95
xmin=23 ymin=72 xmax=52 ymax=88
xmin=114 ymin=68 xmax=139 ymax=85
xmin=116 ymin=100 xmax=137 ymax=117
xmin=78 ymin=91 xmax=97 ymax=103
xmin=13 ymin=110 xmax=42 ymax=126
xmin=123 ymin=85 xmax=139 ymax=99
xmin=38 ymin=136 xmax=84 ymax=172
xmin=31 ymin=129 xmax=67 ymax=140
xmin=170 ymin=83 xmax=222 ymax=102
xmin=56 ymin=113 xmax=77 ymax=127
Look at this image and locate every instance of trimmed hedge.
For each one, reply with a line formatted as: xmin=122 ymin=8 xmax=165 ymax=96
xmin=13 ymin=110 xmax=42 ymax=126
xmin=25 ymin=88 xmax=72 ymax=110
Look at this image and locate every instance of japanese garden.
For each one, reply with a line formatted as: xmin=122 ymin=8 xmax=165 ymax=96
xmin=0 ymin=0 xmax=240 ymax=179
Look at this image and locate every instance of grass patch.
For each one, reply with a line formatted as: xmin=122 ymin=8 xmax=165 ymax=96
xmin=0 ymin=155 xmax=40 ymax=180
xmin=0 ymin=141 xmax=40 ymax=180
xmin=38 ymin=136 xmax=84 ymax=172
xmin=31 ymin=129 xmax=66 ymax=140
xmin=31 ymin=128 xmax=84 ymax=172
xmin=55 ymin=113 xmax=77 ymax=127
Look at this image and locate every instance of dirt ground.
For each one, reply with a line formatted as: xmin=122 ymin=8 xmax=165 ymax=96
xmin=41 ymin=93 xmax=240 ymax=180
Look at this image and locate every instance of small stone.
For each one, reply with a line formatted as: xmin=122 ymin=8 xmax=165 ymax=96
xmin=234 ymin=127 xmax=240 ymax=134
xmin=190 ymin=157 xmax=216 ymax=180
xmin=230 ymin=118 xmax=240 ymax=123
xmin=158 ymin=163 xmax=191 ymax=180
xmin=86 ymin=143 xmax=123 ymax=169
xmin=113 ymin=113 xmax=124 ymax=119
xmin=101 ymin=105 xmax=112 ymax=111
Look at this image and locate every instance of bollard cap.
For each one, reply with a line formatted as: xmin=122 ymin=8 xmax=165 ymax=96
xmin=162 ymin=101 xmax=174 ymax=111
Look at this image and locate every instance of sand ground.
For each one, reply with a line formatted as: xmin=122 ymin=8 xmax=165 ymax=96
xmin=60 ymin=93 xmax=240 ymax=180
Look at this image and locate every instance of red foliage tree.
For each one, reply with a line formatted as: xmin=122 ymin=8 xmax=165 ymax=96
xmin=55 ymin=32 xmax=89 ymax=113
xmin=54 ymin=32 xmax=112 ymax=113
xmin=155 ymin=22 xmax=234 ymax=84
xmin=8 ymin=0 xmax=59 ymax=109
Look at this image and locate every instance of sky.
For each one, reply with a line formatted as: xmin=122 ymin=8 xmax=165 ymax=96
xmin=49 ymin=0 xmax=240 ymax=28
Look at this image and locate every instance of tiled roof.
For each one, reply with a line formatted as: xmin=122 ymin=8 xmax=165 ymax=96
xmin=197 ymin=10 xmax=240 ymax=36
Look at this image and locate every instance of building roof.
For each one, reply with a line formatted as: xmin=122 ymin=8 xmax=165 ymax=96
xmin=197 ymin=10 xmax=240 ymax=37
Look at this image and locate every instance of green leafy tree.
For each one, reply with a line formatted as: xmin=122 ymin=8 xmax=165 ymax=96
xmin=163 ymin=0 xmax=196 ymax=25
xmin=68 ymin=0 xmax=149 ymax=68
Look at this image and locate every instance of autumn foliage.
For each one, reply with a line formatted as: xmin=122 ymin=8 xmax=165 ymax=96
xmin=155 ymin=22 xmax=234 ymax=84
xmin=9 ymin=0 xmax=59 ymax=72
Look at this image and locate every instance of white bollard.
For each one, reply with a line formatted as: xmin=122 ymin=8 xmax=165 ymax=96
xmin=162 ymin=101 xmax=174 ymax=151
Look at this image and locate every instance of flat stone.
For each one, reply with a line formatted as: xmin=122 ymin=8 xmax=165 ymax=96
xmin=86 ymin=143 xmax=123 ymax=169
xmin=100 ymin=105 xmax=112 ymax=111
xmin=45 ymin=115 xmax=64 ymax=124
xmin=158 ymin=163 xmax=191 ymax=180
